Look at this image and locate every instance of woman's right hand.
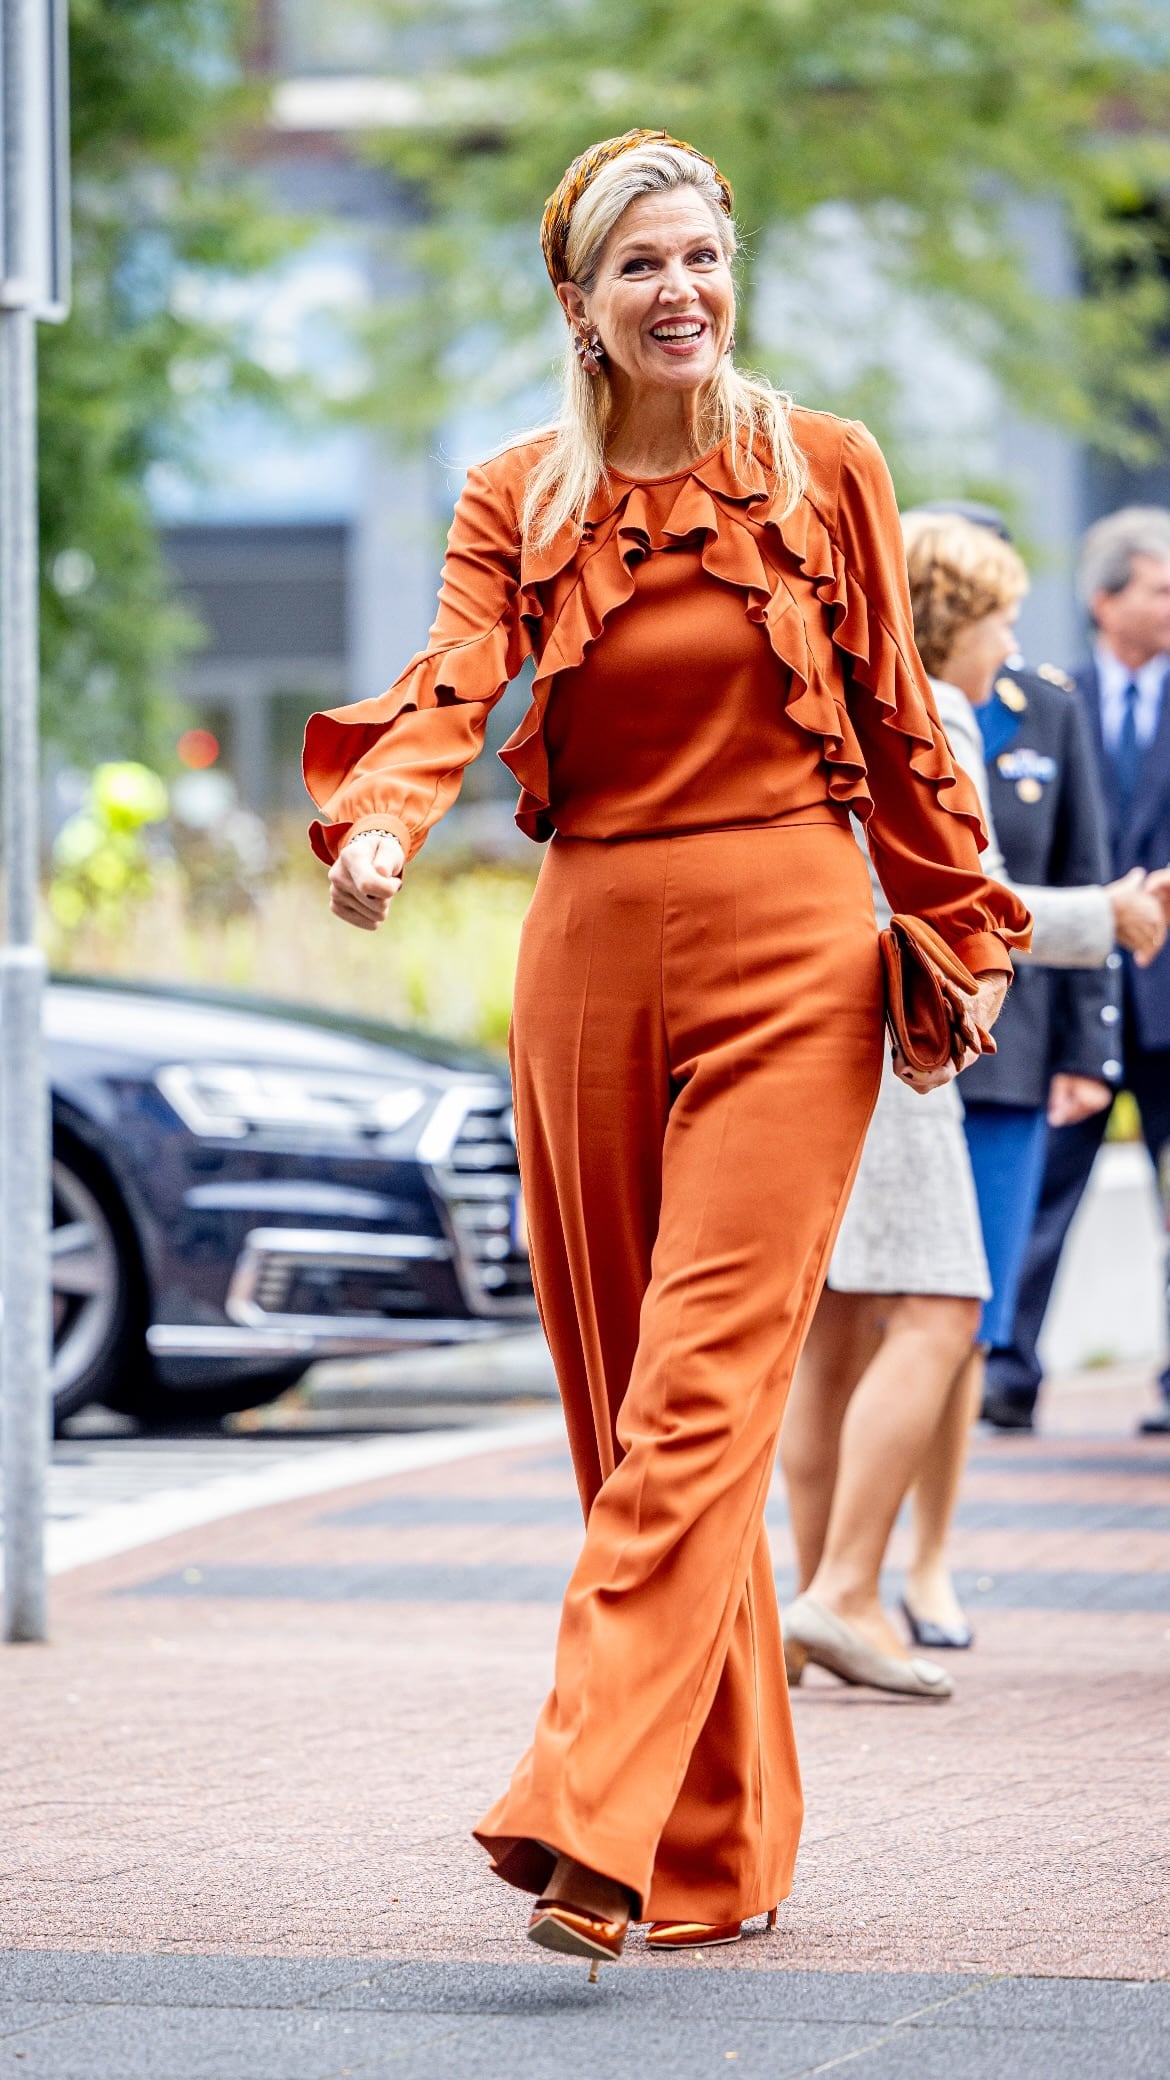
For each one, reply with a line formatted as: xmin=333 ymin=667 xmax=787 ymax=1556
xmin=1107 ymin=867 xmax=1168 ymax=967
xmin=328 ymin=831 xmax=405 ymax=931
xmin=890 ymin=1040 xmax=958 ymax=1095
xmin=890 ymin=970 xmax=1008 ymax=1095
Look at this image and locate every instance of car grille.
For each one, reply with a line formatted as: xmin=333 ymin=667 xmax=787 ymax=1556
xmin=226 ymin=1229 xmax=455 ymax=1330
xmin=426 ymin=1091 xmax=534 ymax=1318
xmin=251 ymin=1249 xmax=431 ymax=1319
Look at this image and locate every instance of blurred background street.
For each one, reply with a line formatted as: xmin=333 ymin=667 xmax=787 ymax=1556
xmin=5 ymin=0 xmax=1170 ymax=2073
xmin=13 ymin=0 xmax=1170 ymax=1446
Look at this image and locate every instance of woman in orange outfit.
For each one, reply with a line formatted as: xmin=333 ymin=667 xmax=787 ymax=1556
xmin=304 ymin=130 xmax=1030 ymax=1969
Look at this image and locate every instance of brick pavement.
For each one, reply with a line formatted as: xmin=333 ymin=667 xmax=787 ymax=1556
xmin=0 ymin=1369 xmax=1168 ymax=2074
xmin=0 ymin=1372 xmax=1157 ymax=2071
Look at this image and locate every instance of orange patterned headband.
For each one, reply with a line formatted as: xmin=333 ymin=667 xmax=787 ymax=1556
xmin=540 ymin=128 xmax=735 ymax=287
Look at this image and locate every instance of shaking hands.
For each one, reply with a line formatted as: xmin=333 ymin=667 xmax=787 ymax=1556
xmin=1108 ymin=865 xmax=1170 ymax=967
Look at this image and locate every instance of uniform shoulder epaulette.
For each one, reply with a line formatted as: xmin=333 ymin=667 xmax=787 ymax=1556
xmin=1036 ymin=662 xmax=1076 ymax=693
xmin=994 ymin=675 xmax=1028 ymax=712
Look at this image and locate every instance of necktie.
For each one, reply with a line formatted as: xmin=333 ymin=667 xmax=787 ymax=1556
xmin=1114 ymin=680 xmax=1142 ymax=824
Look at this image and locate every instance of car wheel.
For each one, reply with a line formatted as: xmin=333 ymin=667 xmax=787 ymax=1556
xmin=51 ymin=1140 xmax=306 ymax=1431
xmin=122 ymin=1363 xmax=311 ymax=1431
xmin=51 ymin=1146 xmax=148 ymax=1430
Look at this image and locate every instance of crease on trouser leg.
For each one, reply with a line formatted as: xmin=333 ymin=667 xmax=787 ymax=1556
xmin=475 ymin=822 xmax=885 ymax=1917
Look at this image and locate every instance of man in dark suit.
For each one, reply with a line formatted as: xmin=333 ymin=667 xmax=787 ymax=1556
xmin=985 ymin=506 xmax=1170 ymax=1434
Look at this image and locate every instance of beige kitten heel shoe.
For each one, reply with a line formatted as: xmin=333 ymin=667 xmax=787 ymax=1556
xmin=783 ymin=1592 xmax=954 ymax=1699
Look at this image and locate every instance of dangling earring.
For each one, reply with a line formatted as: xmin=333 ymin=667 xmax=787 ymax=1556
xmin=574 ymin=327 xmax=606 ymax=375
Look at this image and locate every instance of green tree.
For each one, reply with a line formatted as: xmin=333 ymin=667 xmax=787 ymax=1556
xmin=369 ymin=0 xmax=1170 ymax=489
xmin=37 ymin=0 xmax=303 ymax=764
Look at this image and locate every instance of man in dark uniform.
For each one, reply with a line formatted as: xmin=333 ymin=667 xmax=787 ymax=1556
xmin=965 ymin=655 xmax=1123 ymax=1429
xmin=985 ymin=506 xmax=1170 ymax=1434
xmin=966 ymin=656 xmax=1122 ymax=1135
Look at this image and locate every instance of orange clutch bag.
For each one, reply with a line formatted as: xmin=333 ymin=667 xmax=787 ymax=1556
xmin=879 ymin=913 xmax=996 ymax=1077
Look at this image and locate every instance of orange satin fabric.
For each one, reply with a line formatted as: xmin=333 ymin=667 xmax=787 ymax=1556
xmin=302 ymin=415 xmax=1030 ymax=1921
xmin=474 ymin=817 xmax=884 ymax=1919
xmin=302 ymin=414 xmax=1030 ymax=976
xmin=541 ymin=526 xmax=829 ymax=836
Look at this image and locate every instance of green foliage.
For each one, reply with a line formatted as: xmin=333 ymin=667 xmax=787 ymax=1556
xmin=380 ymin=866 xmax=533 ymax=1047
xmin=38 ymin=0 xmax=305 ymax=763
xmin=1106 ymin=1090 xmax=1142 ymax=1142
xmin=366 ymin=0 xmax=1170 ymax=481
xmin=48 ymin=760 xmax=170 ymax=937
xmin=46 ymin=752 xmax=279 ymax=950
xmin=51 ymin=847 xmax=536 ymax=1052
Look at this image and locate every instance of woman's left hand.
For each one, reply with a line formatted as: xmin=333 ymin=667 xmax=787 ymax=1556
xmin=890 ymin=969 xmax=1010 ymax=1095
xmin=970 ymin=968 xmax=1009 ymax=1037
xmin=954 ymin=969 xmax=1009 ymax=1072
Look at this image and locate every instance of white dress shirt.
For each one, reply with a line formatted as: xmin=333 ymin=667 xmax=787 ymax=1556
xmin=1093 ymin=642 xmax=1170 ymax=753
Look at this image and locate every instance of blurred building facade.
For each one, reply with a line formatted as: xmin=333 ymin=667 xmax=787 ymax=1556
xmin=156 ymin=3 xmax=443 ymax=816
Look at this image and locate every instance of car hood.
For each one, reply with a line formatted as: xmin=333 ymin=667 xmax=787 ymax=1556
xmin=45 ymin=978 xmax=502 ymax=1089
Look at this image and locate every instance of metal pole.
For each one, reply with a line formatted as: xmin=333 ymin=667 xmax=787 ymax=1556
xmin=0 ymin=0 xmax=51 ymax=1643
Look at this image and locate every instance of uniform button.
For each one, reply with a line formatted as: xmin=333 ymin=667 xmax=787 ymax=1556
xmin=1101 ymin=1004 xmax=1121 ymax=1024
xmin=1107 ymin=952 xmax=1123 ymax=970
xmin=1103 ymin=1059 xmax=1122 ymax=1078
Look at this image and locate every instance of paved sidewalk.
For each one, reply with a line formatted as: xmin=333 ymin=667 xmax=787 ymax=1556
xmin=1 ymin=1953 xmax=1167 ymax=2079
xmin=2 ymin=1416 xmax=561 ymax=1579
xmin=1 ymin=1368 xmax=1167 ymax=2075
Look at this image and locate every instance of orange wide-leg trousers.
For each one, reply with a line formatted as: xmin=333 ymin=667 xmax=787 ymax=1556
xmin=474 ymin=812 xmax=885 ymax=1921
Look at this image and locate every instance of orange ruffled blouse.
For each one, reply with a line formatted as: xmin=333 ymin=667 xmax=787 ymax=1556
xmin=303 ymin=411 xmax=1030 ymax=976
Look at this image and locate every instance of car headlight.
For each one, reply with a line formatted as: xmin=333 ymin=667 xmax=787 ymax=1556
xmin=156 ymin=1063 xmax=428 ymax=1143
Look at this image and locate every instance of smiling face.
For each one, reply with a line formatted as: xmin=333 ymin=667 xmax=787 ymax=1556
xmin=557 ymin=188 xmax=735 ymax=402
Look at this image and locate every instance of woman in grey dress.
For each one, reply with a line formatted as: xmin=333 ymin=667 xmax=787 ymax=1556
xmin=779 ymin=513 xmax=1169 ymax=1697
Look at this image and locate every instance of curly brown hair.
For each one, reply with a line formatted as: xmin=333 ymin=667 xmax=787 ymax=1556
xmin=902 ymin=511 xmax=1028 ymax=678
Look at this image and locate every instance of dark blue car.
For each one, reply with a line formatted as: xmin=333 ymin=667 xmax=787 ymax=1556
xmin=46 ymin=978 xmax=535 ymax=1429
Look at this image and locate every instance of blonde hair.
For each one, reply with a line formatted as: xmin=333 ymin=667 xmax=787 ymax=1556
xmin=902 ymin=511 xmax=1029 ymax=677
xmin=521 ymin=139 xmax=807 ymax=549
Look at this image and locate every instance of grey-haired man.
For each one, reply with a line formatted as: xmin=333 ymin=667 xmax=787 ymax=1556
xmin=985 ymin=507 xmax=1170 ymax=1435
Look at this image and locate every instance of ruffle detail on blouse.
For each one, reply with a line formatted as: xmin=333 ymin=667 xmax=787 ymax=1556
xmin=303 ymin=616 xmax=526 ymax=857
xmin=761 ymin=493 xmax=988 ymax=841
xmin=303 ymin=428 xmax=994 ymax=862
xmin=497 ymin=440 xmax=986 ymax=846
xmin=499 ymin=463 xmax=775 ymax=839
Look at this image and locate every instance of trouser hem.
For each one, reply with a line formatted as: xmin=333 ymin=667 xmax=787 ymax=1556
xmin=471 ymin=1819 xmax=801 ymax=1928
xmin=472 ymin=1816 xmax=652 ymax=1920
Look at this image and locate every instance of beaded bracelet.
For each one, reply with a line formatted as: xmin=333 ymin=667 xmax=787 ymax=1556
xmin=342 ymin=828 xmax=404 ymax=851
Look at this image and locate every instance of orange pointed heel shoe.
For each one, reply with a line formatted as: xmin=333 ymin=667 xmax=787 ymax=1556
xmin=647 ymin=1907 xmax=778 ymax=1953
xmin=527 ymin=1897 xmax=629 ymax=1981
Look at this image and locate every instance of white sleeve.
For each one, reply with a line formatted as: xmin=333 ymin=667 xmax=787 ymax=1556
xmin=1009 ymin=883 xmax=1115 ymax=968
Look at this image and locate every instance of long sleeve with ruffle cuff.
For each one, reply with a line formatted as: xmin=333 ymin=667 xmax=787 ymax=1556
xmin=303 ymin=461 xmax=527 ymax=865
xmin=830 ymin=423 xmax=1032 ymax=977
